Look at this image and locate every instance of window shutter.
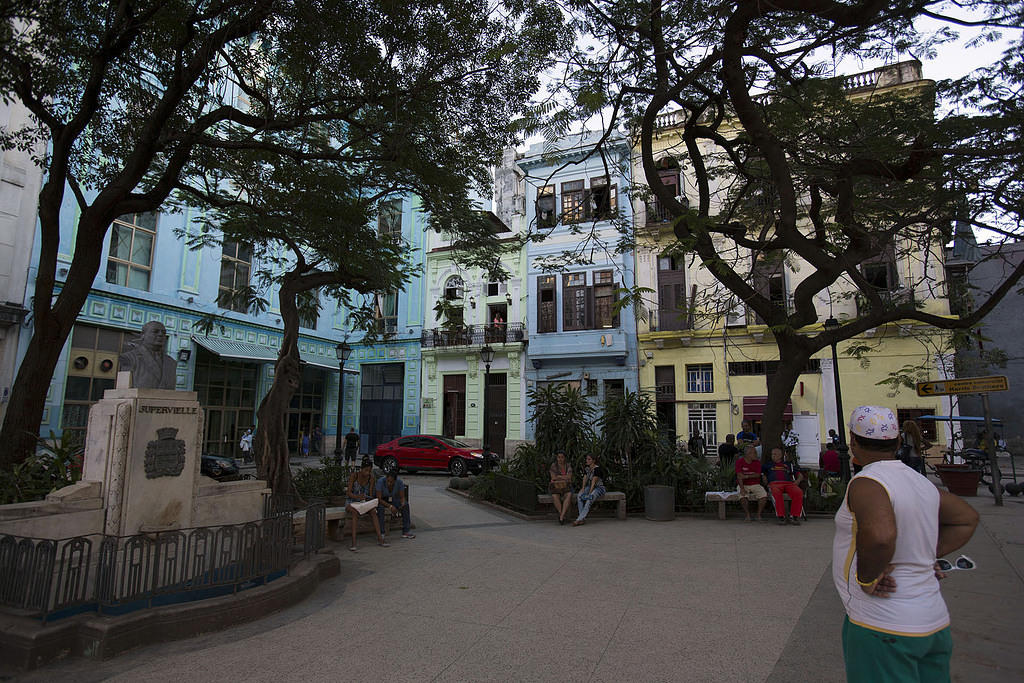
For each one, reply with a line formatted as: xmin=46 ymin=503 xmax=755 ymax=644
xmin=612 ymin=282 xmax=620 ymax=328
xmin=586 ymin=287 xmax=595 ymax=329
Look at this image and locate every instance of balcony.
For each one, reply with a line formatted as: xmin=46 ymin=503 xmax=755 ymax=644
xmin=855 ymin=288 xmax=915 ymax=317
xmin=648 ymin=309 xmax=689 ymax=332
xmin=421 ymin=322 xmax=526 ymax=349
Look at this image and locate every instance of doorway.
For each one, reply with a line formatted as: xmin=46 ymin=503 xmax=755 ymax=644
xmin=443 ymin=374 xmax=466 ymax=438
xmin=485 ymin=372 xmax=507 ymax=456
xmin=359 ymin=363 xmax=404 ymax=454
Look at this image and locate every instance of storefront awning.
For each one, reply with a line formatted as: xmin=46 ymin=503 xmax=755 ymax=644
xmin=742 ymin=396 xmax=793 ymax=421
xmin=191 ymin=336 xmax=356 ymax=373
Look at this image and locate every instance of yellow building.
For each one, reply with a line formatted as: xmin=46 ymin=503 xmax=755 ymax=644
xmin=633 ymin=61 xmax=957 ymax=464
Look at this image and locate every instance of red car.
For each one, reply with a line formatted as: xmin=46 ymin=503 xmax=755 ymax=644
xmin=373 ymin=434 xmax=491 ymax=476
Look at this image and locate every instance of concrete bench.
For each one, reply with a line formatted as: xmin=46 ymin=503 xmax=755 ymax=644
xmin=537 ymin=491 xmax=627 ymax=520
xmin=293 ymin=506 xmax=403 ymax=541
xmin=705 ymin=491 xmax=742 ymax=520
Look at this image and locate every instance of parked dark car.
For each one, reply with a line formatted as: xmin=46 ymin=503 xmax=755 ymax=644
xmin=201 ymin=454 xmax=240 ymax=481
xmin=373 ymin=435 xmax=494 ymax=476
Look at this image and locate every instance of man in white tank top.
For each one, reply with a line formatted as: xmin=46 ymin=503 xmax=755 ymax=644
xmin=833 ymin=406 xmax=979 ymax=683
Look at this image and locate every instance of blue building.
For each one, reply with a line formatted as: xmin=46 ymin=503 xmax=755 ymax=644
xmin=519 ymin=134 xmax=639 ymax=438
xmin=337 ymin=194 xmax=425 ymax=454
xmin=18 ymin=191 xmax=428 ymax=457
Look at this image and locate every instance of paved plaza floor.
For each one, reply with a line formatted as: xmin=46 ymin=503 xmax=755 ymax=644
xmin=10 ymin=475 xmax=1024 ymax=682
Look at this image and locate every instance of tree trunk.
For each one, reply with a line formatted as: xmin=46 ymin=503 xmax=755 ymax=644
xmin=0 ymin=229 xmax=102 ymax=467
xmin=761 ymin=336 xmax=812 ymax=456
xmin=253 ymin=274 xmax=304 ymax=504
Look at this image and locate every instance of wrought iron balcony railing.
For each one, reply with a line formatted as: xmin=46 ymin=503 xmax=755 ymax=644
xmin=421 ymin=322 xmax=526 ymax=349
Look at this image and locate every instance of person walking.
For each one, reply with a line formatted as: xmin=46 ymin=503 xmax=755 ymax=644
xmin=834 ymin=406 xmax=979 ymax=683
xmin=239 ymin=427 xmax=254 ymax=463
xmin=344 ymin=427 xmax=360 ymax=465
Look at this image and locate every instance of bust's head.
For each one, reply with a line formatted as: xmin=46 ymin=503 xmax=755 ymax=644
xmin=140 ymin=321 xmax=168 ymax=352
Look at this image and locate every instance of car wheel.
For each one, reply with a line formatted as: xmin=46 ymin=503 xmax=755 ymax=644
xmin=450 ymin=457 xmax=466 ymax=477
xmin=382 ymin=456 xmax=399 ymax=474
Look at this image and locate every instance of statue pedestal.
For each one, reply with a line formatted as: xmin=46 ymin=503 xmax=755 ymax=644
xmin=82 ymin=386 xmax=205 ymax=536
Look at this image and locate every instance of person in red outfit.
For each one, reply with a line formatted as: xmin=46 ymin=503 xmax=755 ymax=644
xmin=735 ymin=445 xmax=768 ymax=521
xmin=764 ymin=447 xmax=805 ymax=525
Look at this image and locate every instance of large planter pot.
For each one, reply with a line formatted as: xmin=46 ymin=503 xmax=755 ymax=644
xmin=644 ymin=485 xmax=675 ymax=521
xmin=935 ymin=464 xmax=981 ymax=497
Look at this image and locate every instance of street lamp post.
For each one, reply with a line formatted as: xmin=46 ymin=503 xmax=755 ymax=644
xmin=334 ymin=341 xmax=353 ymax=465
xmin=824 ymin=317 xmax=850 ymax=480
xmin=479 ymin=345 xmax=495 ymax=456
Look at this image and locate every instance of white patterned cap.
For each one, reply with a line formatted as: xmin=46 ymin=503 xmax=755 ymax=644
xmin=849 ymin=406 xmax=899 ymax=440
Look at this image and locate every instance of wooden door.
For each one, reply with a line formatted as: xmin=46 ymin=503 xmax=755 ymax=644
xmin=485 ymin=373 xmax=507 ymax=456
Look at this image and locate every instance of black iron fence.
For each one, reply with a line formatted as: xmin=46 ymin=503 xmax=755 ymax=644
xmin=421 ymin=322 xmax=525 ymax=349
xmin=0 ymin=500 xmax=326 ymax=623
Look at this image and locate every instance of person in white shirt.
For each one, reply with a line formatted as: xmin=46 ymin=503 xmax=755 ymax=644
xmin=834 ymin=405 xmax=978 ymax=683
xmin=239 ymin=427 xmax=254 ymax=463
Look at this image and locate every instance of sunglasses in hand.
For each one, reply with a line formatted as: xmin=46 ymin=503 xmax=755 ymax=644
xmin=936 ymin=555 xmax=976 ymax=572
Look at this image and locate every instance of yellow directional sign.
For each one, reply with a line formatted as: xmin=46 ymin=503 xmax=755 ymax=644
xmin=916 ymin=376 xmax=1009 ymax=397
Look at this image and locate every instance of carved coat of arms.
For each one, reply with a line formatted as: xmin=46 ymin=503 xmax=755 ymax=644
xmin=144 ymin=427 xmax=186 ymax=478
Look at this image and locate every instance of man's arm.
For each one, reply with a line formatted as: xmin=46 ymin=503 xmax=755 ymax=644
xmin=847 ymin=478 xmax=897 ymax=586
xmin=936 ymin=490 xmax=979 ymax=558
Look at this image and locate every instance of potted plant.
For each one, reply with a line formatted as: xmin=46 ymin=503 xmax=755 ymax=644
xmin=934 ymin=463 xmax=981 ymax=497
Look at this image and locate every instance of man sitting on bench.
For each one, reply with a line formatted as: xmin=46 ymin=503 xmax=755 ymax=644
xmin=736 ymin=445 xmax=768 ymax=521
xmin=376 ymin=470 xmax=415 ymax=539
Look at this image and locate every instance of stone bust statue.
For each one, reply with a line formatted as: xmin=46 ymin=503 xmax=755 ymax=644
xmin=118 ymin=321 xmax=178 ymax=390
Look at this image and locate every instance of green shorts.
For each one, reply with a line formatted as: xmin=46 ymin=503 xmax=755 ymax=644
xmin=842 ymin=616 xmax=952 ymax=683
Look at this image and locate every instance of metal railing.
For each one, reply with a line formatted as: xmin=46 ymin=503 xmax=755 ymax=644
xmin=0 ymin=500 xmax=324 ymax=623
xmin=421 ymin=322 xmax=525 ymax=349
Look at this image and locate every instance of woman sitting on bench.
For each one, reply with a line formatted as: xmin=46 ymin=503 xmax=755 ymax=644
xmin=345 ymin=458 xmax=388 ymax=551
xmin=549 ymin=450 xmax=574 ymax=525
xmin=573 ymin=454 xmax=606 ymax=526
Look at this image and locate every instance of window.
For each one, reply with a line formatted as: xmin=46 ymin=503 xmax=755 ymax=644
xmin=604 ymin=379 xmax=625 ymax=401
xmin=594 ymin=270 xmax=617 ymax=328
xmin=444 ymin=275 xmax=465 ymax=301
xmin=563 ymin=272 xmax=589 ymax=330
xmin=649 ymin=162 xmax=680 ymax=223
xmin=376 ymin=291 xmax=399 ymax=333
xmin=727 ymin=359 xmax=821 ymax=376
xmin=537 ymin=275 xmax=556 ymax=333
xmin=561 ymin=180 xmax=585 ymax=223
xmin=897 ymin=409 xmax=938 ymax=442
xmin=536 ymin=185 xmax=556 ymax=228
xmin=688 ymin=402 xmax=717 ymax=446
xmin=657 ymin=255 xmax=687 ymax=331
xmin=298 ymin=290 xmax=319 ymax=329
xmin=655 ymin=366 xmax=675 ymax=401
xmin=378 ymin=198 xmax=403 ymax=238
xmin=219 ymin=241 xmax=252 ymax=313
xmin=106 ymin=211 xmax=157 ymax=290
xmin=588 ymin=176 xmax=617 ymax=220
xmin=686 ymin=364 xmax=713 ymax=393
xmin=194 ymin=348 xmax=258 ymax=457
xmin=487 ymin=280 xmax=507 ymax=297
xmin=751 ymin=254 xmax=786 ymax=323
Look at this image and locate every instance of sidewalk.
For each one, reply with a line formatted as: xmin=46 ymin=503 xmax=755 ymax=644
xmin=9 ymin=476 xmax=1024 ymax=682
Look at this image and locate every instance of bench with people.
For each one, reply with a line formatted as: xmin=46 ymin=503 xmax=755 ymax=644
xmin=707 ymin=440 xmax=808 ymax=523
xmin=537 ymin=450 xmax=627 ymax=523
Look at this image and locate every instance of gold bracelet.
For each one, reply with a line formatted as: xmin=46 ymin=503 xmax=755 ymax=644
xmin=856 ymin=574 xmax=880 ymax=588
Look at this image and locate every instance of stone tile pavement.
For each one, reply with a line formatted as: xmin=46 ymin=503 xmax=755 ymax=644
xmin=10 ymin=475 xmax=1024 ymax=682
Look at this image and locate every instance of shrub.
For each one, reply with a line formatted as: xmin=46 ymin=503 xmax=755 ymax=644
xmin=293 ymin=457 xmax=350 ymax=500
xmin=0 ymin=431 xmax=83 ymax=504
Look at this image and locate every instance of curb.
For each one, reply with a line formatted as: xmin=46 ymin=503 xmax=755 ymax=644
xmin=0 ymin=553 xmax=340 ymax=671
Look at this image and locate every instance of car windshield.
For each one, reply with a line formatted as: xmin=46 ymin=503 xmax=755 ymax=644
xmin=436 ymin=436 xmax=469 ymax=448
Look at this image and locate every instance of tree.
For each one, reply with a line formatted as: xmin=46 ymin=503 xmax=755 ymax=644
xmin=0 ymin=0 xmax=563 ymax=469
xmin=543 ymin=0 xmax=1024 ymax=449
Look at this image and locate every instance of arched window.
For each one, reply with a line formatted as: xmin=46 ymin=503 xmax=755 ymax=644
xmin=444 ymin=275 xmax=464 ymax=301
